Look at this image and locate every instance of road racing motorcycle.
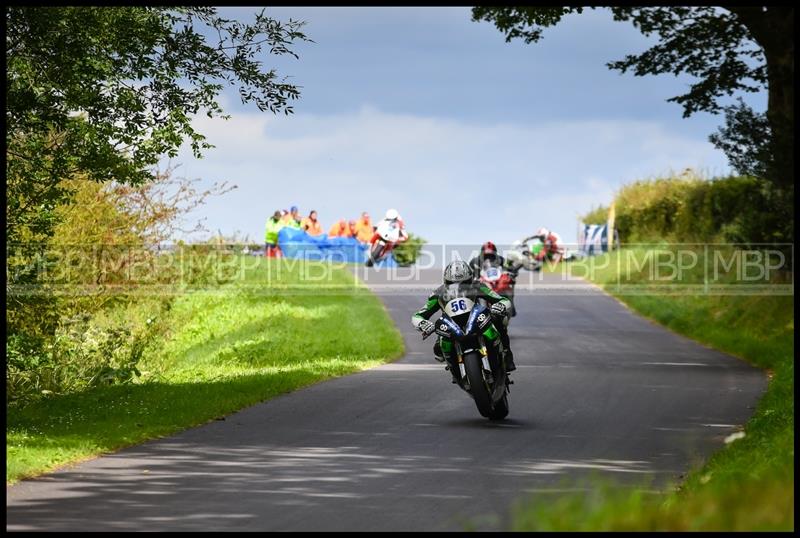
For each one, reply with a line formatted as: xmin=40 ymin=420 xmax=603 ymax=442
xmin=422 ymin=284 xmax=512 ymax=420
xmin=365 ymin=220 xmax=401 ymax=267
xmin=506 ymin=238 xmax=544 ymax=272
xmin=478 ymin=259 xmax=517 ymax=317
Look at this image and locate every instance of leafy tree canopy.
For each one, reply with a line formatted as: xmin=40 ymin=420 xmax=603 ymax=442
xmin=6 ymin=7 xmax=309 ymax=186
xmin=472 ymin=6 xmax=794 ymax=241
xmin=473 ymin=7 xmax=771 ymax=115
xmin=471 ymin=7 xmax=793 ymax=193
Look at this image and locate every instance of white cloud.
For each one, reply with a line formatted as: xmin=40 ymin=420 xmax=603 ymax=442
xmin=170 ymin=105 xmax=731 ymax=245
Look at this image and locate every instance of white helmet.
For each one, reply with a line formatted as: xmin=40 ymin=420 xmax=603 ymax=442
xmin=385 ymin=208 xmax=399 ymax=220
xmin=536 ymin=227 xmax=549 ymax=237
xmin=443 ymin=260 xmax=473 ymax=284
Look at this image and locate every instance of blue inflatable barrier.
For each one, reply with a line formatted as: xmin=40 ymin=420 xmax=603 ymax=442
xmin=277 ymin=227 xmax=397 ymax=266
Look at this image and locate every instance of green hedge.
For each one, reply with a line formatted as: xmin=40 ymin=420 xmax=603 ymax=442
xmin=585 ymin=175 xmax=787 ymax=245
xmin=392 ymin=232 xmax=426 ymax=266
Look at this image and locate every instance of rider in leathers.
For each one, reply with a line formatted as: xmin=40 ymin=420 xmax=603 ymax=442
xmin=468 ymin=241 xmax=522 ymax=278
xmin=469 ymin=241 xmax=522 ymax=317
xmin=411 ymin=260 xmax=516 ymax=382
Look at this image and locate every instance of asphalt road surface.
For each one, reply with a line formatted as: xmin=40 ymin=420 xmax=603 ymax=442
xmin=6 ymin=267 xmax=766 ymax=531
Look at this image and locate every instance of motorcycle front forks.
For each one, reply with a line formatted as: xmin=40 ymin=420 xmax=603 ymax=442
xmin=453 ymin=337 xmax=494 ymax=386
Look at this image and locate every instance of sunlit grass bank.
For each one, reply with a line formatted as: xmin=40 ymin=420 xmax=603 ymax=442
xmin=514 ymin=247 xmax=794 ymax=530
xmin=7 ymin=257 xmax=404 ymax=483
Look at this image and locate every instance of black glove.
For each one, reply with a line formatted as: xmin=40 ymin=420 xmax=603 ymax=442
xmin=491 ymin=302 xmax=507 ymax=317
xmin=417 ymin=319 xmax=435 ymax=336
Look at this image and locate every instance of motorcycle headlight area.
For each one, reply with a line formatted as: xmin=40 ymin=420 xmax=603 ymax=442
xmin=436 ymin=317 xmax=464 ymax=338
xmin=466 ymin=307 xmax=492 ymax=334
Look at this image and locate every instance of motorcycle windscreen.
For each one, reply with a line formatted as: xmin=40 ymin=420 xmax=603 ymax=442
xmin=480 ymin=265 xmax=502 ymax=282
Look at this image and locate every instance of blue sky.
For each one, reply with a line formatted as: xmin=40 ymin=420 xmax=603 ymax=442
xmin=171 ymin=7 xmax=766 ymax=245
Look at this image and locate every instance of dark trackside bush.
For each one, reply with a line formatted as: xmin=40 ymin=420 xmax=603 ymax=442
xmin=582 ymin=205 xmax=610 ymax=226
xmin=6 ymin=171 xmax=229 ymax=406
xmin=392 ymin=233 xmax=427 ymax=266
xmin=7 ymin=302 xmax=164 ymax=406
xmin=6 ymin=307 xmax=166 ymax=406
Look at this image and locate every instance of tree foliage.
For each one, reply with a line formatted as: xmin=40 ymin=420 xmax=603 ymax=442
xmin=393 ymin=233 xmax=427 ymax=266
xmin=581 ymin=174 xmax=784 ymax=245
xmin=6 ymin=6 xmax=309 ymax=244
xmin=6 ymin=169 xmax=236 ymax=404
xmin=709 ymin=99 xmax=772 ymax=180
xmin=6 ymin=7 xmax=310 ymax=404
xmin=471 ymin=7 xmax=782 ymax=116
xmin=472 ymin=6 xmax=794 ymax=239
xmin=605 ymin=8 xmax=767 ymax=117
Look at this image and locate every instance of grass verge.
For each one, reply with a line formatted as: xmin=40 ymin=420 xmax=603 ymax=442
xmin=511 ymin=247 xmax=793 ymax=530
xmin=7 ymin=257 xmax=404 ymax=484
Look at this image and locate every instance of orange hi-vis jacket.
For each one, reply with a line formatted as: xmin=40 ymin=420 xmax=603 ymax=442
xmin=328 ymin=219 xmax=352 ymax=238
xmin=301 ymin=217 xmax=323 ymax=236
xmin=354 ymin=217 xmax=374 ymax=243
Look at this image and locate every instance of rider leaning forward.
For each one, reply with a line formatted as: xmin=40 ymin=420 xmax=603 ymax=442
xmin=411 ymin=260 xmax=517 ymax=383
xmin=468 ymin=241 xmax=523 ymax=278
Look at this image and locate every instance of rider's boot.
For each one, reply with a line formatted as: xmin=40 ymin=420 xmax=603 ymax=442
xmin=497 ymin=328 xmax=517 ymax=372
xmin=435 ymin=339 xmax=460 ymax=383
xmin=504 ymin=348 xmax=517 ymax=372
xmin=433 ymin=340 xmax=446 ymax=363
xmin=444 ymin=360 xmax=460 ymax=384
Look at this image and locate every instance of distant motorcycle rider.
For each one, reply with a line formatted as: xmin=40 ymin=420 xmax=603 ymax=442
xmin=468 ymin=241 xmax=522 ymax=278
xmin=370 ymin=208 xmax=409 ymax=247
xmin=411 ymin=260 xmax=516 ymax=380
xmin=521 ymin=227 xmax=566 ymax=263
xmin=469 ymin=241 xmax=521 ymax=317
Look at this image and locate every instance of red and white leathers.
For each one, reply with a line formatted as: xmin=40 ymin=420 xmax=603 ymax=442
xmin=539 ymin=231 xmax=565 ymax=262
xmin=524 ymin=229 xmax=566 ymax=263
xmin=370 ymin=217 xmax=409 ymax=248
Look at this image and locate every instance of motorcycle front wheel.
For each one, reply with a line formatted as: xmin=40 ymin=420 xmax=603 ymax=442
xmin=463 ymin=351 xmax=493 ymax=418
xmin=488 ymin=393 xmax=509 ymax=421
xmin=367 ymin=243 xmax=385 ymax=267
